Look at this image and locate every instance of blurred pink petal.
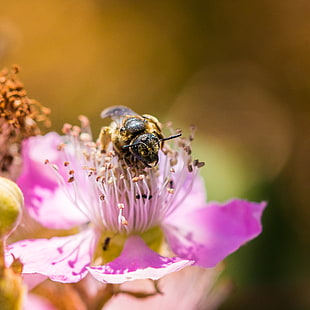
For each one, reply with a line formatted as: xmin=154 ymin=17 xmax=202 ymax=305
xmin=23 ymin=294 xmax=58 ymax=310
xmin=23 ymin=274 xmax=48 ymax=290
xmin=104 ymin=266 xmax=230 ymax=310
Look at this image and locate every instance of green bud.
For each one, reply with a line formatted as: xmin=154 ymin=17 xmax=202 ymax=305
xmin=0 ymin=177 xmax=23 ymax=238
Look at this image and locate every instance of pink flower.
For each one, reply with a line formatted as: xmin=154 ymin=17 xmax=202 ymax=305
xmin=6 ymin=121 xmax=266 ymax=284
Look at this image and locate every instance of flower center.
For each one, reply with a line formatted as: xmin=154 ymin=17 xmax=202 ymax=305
xmin=47 ymin=120 xmax=204 ymax=244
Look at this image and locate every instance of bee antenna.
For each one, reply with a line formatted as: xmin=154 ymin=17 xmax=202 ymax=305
xmin=160 ymin=133 xmax=182 ymax=142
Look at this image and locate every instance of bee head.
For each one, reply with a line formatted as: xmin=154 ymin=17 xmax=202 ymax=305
xmin=123 ymin=132 xmax=182 ymax=168
xmin=124 ymin=133 xmax=160 ymax=167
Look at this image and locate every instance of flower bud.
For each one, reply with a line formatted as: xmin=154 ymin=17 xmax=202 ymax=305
xmin=0 ymin=177 xmax=23 ymax=239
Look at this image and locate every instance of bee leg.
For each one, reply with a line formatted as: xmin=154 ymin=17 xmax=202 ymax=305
xmin=99 ymin=126 xmax=112 ymax=152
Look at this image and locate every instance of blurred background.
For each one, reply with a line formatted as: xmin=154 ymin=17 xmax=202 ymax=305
xmin=1 ymin=0 xmax=309 ymax=309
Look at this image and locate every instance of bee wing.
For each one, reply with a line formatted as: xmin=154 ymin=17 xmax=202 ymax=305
xmin=100 ymin=106 xmax=138 ymax=124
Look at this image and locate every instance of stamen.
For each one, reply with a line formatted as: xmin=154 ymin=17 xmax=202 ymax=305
xmin=183 ymin=145 xmax=192 ymax=155
xmin=167 ymin=188 xmax=174 ymax=194
xmin=132 ymin=176 xmax=139 ymax=183
xmin=197 ymin=162 xmax=205 ymax=168
xmin=52 ymin=164 xmax=59 ymax=171
xmin=46 ymin=118 xmax=200 ymax=237
xmin=62 ymin=123 xmax=72 ymax=134
xmin=102 ymin=237 xmax=111 ymax=251
xmin=57 ymin=143 xmax=66 ymax=151
xmin=188 ymin=164 xmax=193 ymax=173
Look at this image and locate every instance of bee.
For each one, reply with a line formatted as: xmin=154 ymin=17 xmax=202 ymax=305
xmin=99 ymin=105 xmax=181 ymax=167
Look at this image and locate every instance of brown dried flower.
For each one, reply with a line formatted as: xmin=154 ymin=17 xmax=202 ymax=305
xmin=0 ymin=65 xmax=51 ymax=179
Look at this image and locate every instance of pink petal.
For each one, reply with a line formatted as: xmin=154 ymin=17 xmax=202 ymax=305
xmin=17 ymin=133 xmax=88 ymax=229
xmin=164 ymin=199 xmax=266 ymax=267
xmin=23 ymin=185 xmax=89 ymax=229
xmin=104 ymin=266 xmax=227 ymax=310
xmin=169 ymin=175 xmax=207 ymax=218
xmin=23 ymin=294 xmax=58 ymax=310
xmin=23 ymin=274 xmax=48 ymax=290
xmin=6 ymin=228 xmax=97 ymax=283
xmin=87 ymin=235 xmax=194 ymax=284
